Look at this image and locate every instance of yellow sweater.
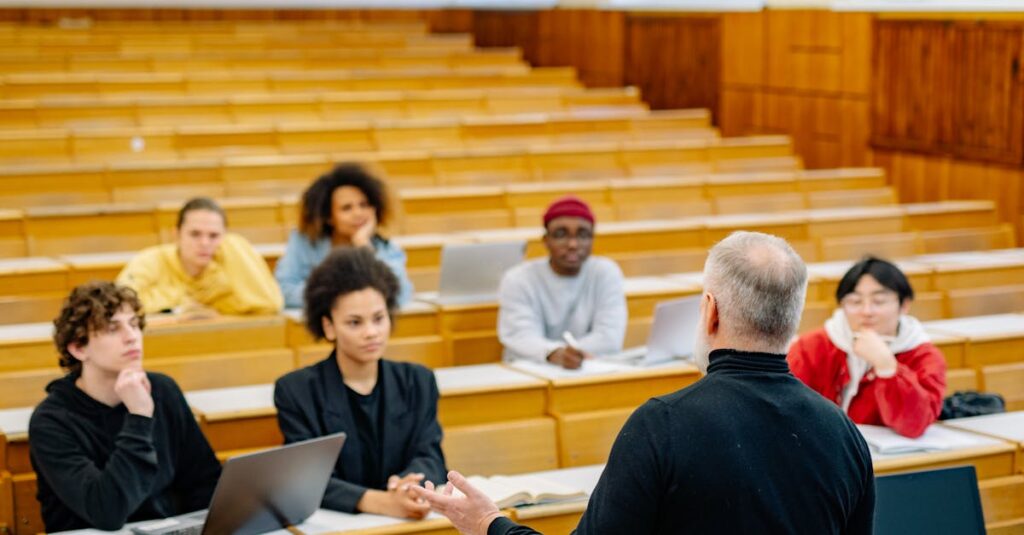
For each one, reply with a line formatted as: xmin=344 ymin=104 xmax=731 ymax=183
xmin=116 ymin=233 xmax=283 ymax=315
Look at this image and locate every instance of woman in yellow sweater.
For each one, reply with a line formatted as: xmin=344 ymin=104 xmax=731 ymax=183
xmin=116 ymin=198 xmax=283 ymax=316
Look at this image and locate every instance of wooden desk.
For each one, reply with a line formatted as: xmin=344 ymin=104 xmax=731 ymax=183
xmin=944 ymin=411 xmax=1024 ymax=464
xmin=510 ymin=360 xmax=700 ymax=467
xmin=436 ymin=364 xmax=557 ymax=476
xmin=0 ymin=257 xmax=69 ymax=325
xmin=186 ymin=384 xmax=281 ymax=455
xmin=866 ymin=424 xmax=1017 ymax=480
xmin=0 ymin=323 xmax=54 ymax=373
xmin=917 ymin=250 xmax=1024 ymax=290
xmin=924 ymin=314 xmax=1024 ymax=367
xmin=942 ymin=412 xmax=1024 ymax=532
xmin=0 ymin=408 xmax=38 ymax=535
xmin=143 ymin=314 xmax=287 ymax=358
xmin=58 ymin=251 xmax=134 ymax=287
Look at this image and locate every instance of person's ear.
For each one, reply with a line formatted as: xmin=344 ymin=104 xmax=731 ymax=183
xmin=899 ymin=298 xmax=911 ymax=316
xmin=703 ymin=292 xmax=720 ymax=336
xmin=67 ymin=342 xmax=88 ymax=362
xmin=321 ymin=316 xmax=336 ymax=342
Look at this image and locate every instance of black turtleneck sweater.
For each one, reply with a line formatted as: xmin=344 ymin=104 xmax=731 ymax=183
xmin=490 ymin=349 xmax=875 ymax=535
xmin=29 ymin=372 xmax=222 ymax=533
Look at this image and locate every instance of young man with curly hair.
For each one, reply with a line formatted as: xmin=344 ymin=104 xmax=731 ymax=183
xmin=29 ymin=282 xmax=222 ymax=532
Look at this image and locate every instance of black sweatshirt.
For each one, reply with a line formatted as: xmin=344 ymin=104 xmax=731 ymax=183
xmin=29 ymin=372 xmax=222 ymax=533
xmin=490 ymin=349 xmax=876 ymax=535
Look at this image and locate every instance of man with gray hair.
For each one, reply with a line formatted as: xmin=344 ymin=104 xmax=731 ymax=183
xmin=414 ymin=231 xmax=875 ymax=535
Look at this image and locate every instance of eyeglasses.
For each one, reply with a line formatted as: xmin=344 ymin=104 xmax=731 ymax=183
xmin=547 ymin=228 xmax=594 ymax=244
xmin=840 ymin=293 xmax=900 ymax=311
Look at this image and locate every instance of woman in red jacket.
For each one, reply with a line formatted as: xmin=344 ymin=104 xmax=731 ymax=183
xmin=788 ymin=256 xmax=946 ymax=438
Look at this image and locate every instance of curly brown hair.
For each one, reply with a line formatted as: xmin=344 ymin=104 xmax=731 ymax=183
xmin=299 ymin=163 xmax=390 ymax=243
xmin=53 ymin=282 xmax=146 ymax=374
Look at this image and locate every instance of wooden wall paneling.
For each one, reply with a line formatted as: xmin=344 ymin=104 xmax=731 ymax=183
xmin=624 ymin=14 xmax=721 ymax=117
xmin=425 ymin=9 xmax=474 ymax=34
xmin=871 ymin=20 xmax=957 ymax=155
xmin=949 ymin=22 xmax=1024 ymax=165
xmin=840 ymin=97 xmax=872 ymax=167
xmin=720 ymin=88 xmax=764 ymax=136
xmin=532 ymin=10 xmax=625 ymax=88
xmin=472 ymin=10 xmax=540 ymax=62
xmin=841 ymin=13 xmax=874 ymax=95
xmin=721 ymin=12 xmax=766 ymax=87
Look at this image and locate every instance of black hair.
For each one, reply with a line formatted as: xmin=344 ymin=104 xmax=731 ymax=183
xmin=299 ymin=163 xmax=388 ymax=243
xmin=835 ymin=256 xmax=914 ymax=305
xmin=303 ymin=247 xmax=400 ymax=340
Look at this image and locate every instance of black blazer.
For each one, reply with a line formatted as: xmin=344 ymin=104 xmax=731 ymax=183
xmin=273 ymin=354 xmax=447 ymax=513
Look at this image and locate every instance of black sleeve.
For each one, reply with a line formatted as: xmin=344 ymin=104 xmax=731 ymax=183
xmin=398 ymin=370 xmax=447 ymax=485
xmin=488 ymin=516 xmax=543 ymax=535
xmin=573 ymin=401 xmax=665 ymax=535
xmin=168 ymin=382 xmax=222 ymax=512
xmin=847 ymin=444 xmax=876 ymax=534
xmin=29 ymin=411 xmax=160 ymax=531
xmin=273 ymin=377 xmax=368 ymax=513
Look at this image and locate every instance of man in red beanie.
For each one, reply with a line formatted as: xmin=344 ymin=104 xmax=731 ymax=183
xmin=497 ymin=196 xmax=627 ymax=369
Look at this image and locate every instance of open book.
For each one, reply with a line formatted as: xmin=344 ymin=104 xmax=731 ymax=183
xmin=461 ymin=474 xmax=588 ymax=508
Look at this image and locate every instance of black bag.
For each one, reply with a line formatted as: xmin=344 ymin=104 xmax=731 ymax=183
xmin=939 ymin=391 xmax=1006 ymax=420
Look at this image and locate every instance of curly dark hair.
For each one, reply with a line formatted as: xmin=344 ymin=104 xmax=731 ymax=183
xmin=53 ymin=282 xmax=146 ymax=374
xmin=304 ymin=247 xmax=399 ymax=341
xmin=299 ymin=163 xmax=389 ymax=243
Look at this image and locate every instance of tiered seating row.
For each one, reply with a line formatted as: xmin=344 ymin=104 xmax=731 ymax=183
xmin=0 ymin=86 xmax=640 ymax=131
xmin=0 ymin=136 xmax=795 ymax=208
xmin=0 ymin=48 xmax=526 ymax=75
xmin=0 ymin=107 xmax=706 ymax=164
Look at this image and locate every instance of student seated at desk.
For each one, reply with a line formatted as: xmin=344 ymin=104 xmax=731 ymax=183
xmin=274 ymin=247 xmax=446 ymax=519
xmin=498 ymin=196 xmax=626 ymax=369
xmin=788 ymin=256 xmax=947 ymax=438
xmin=275 ymin=163 xmax=413 ymax=309
xmin=29 ymin=282 xmax=222 ymax=532
xmin=117 ymin=197 xmax=282 ymax=317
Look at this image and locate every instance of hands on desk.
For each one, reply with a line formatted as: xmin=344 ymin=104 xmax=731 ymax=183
xmin=358 ymin=472 xmax=431 ymax=519
xmin=547 ymin=346 xmax=590 ymax=370
xmin=412 ymin=470 xmax=503 ymax=535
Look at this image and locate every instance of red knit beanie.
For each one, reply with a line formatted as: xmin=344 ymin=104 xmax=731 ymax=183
xmin=543 ymin=196 xmax=595 ymax=227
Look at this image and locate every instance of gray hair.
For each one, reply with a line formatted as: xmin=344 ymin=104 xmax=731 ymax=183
xmin=703 ymin=231 xmax=807 ymax=352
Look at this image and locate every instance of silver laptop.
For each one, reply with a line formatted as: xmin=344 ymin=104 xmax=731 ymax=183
xmin=605 ymin=295 xmax=701 ymax=366
xmin=436 ymin=241 xmax=527 ymax=305
xmin=131 ymin=433 xmax=346 ymax=535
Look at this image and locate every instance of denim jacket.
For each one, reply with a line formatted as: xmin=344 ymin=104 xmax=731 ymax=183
xmin=274 ymin=230 xmax=413 ymax=308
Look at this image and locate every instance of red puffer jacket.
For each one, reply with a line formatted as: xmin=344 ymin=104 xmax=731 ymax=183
xmin=787 ymin=328 xmax=947 ymax=438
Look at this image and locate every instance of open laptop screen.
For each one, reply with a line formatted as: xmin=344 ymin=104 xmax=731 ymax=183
xmin=873 ymin=465 xmax=986 ymax=535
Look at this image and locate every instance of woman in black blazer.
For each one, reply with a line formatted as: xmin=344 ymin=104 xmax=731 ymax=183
xmin=274 ymin=247 xmax=446 ymax=519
